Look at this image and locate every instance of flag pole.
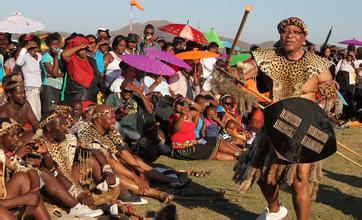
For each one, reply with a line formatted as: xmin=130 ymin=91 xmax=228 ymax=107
xmin=130 ymin=5 xmax=133 ymax=32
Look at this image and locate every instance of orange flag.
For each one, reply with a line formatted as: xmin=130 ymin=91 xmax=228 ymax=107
xmin=130 ymin=0 xmax=144 ymax=10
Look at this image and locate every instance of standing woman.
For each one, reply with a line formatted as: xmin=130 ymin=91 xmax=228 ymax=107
xmin=16 ymin=35 xmax=42 ymax=121
xmin=320 ymin=46 xmax=335 ymax=78
xmin=41 ymin=33 xmax=64 ymax=114
xmin=103 ymin=35 xmax=127 ymax=88
xmin=61 ymin=35 xmax=105 ymax=111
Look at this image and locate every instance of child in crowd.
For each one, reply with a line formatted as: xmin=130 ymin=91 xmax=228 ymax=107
xmin=201 ymin=106 xmax=224 ymax=138
xmin=219 ymin=119 xmax=246 ymax=147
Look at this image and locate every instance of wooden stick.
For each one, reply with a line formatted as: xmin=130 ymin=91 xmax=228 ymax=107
xmin=337 ymin=141 xmax=361 ymax=158
xmin=336 ymin=151 xmax=362 ymax=167
xmin=225 ymin=5 xmax=252 ymax=67
xmin=216 ymin=66 xmax=273 ymax=104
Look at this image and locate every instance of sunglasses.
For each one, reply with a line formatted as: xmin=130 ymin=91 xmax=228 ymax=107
xmin=224 ymin=102 xmax=234 ymax=106
xmin=145 ymin=32 xmax=154 ymax=35
xmin=122 ymin=89 xmax=133 ymax=93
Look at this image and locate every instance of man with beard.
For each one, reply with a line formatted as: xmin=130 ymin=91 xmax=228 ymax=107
xmin=0 ymin=75 xmax=39 ymax=131
xmin=234 ymin=17 xmax=337 ymax=220
xmin=37 ymin=112 xmax=104 ymax=217
xmin=0 ymin=117 xmax=50 ymax=219
xmin=77 ymin=105 xmax=176 ymax=203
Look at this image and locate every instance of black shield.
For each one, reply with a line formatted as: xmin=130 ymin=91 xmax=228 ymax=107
xmin=264 ymin=97 xmax=336 ymax=163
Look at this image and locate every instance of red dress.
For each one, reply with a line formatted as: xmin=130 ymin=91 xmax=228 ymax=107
xmin=169 ymin=113 xmax=220 ymax=160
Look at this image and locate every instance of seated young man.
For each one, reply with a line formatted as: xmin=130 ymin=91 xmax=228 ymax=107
xmin=1 ymin=116 xmax=106 ymax=218
xmin=77 ymin=105 xmax=182 ymax=203
xmin=0 ymin=75 xmax=39 ymax=132
xmin=0 ymin=117 xmax=49 ymax=219
xmin=106 ymin=81 xmax=154 ymax=142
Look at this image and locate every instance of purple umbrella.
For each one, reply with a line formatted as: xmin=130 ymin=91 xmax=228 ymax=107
xmin=338 ymin=38 xmax=362 ymax=46
xmin=144 ymin=48 xmax=192 ymax=70
xmin=120 ymin=54 xmax=176 ymax=76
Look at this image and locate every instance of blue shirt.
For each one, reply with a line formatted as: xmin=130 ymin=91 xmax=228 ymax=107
xmin=0 ymin=54 xmax=4 ymax=82
xmin=41 ymin=51 xmax=63 ymax=90
xmin=95 ymin=50 xmax=105 ymax=75
xmin=195 ymin=117 xmax=203 ymax=139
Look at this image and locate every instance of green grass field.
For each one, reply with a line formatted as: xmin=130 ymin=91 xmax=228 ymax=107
xmin=136 ymin=127 xmax=362 ymax=220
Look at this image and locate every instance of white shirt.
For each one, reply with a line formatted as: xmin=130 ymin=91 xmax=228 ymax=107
xmin=200 ymin=57 xmax=216 ymax=92
xmin=168 ymin=71 xmax=199 ymax=98
xmin=16 ymin=48 xmax=42 ymax=88
xmin=110 ymin=76 xmax=148 ymax=94
xmin=200 ymin=57 xmax=216 ymax=79
xmin=335 ymin=59 xmax=358 ymax=85
xmin=144 ymin=76 xmax=170 ymax=96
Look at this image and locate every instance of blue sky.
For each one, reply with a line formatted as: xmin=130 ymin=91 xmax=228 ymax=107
xmin=1 ymin=0 xmax=360 ymax=46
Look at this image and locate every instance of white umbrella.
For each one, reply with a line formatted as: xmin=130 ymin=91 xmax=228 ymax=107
xmin=0 ymin=11 xmax=44 ymax=34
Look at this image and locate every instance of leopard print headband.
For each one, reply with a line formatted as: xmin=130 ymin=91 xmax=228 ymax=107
xmin=40 ymin=112 xmax=61 ymax=128
xmin=50 ymin=105 xmax=73 ymax=113
xmin=91 ymin=108 xmax=115 ymax=120
xmin=0 ymin=118 xmax=21 ymax=136
xmin=277 ymin=17 xmax=308 ymax=35
xmin=3 ymin=75 xmax=24 ymax=90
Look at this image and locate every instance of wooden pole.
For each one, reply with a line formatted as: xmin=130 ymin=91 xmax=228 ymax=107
xmin=336 ymin=151 xmax=362 ymax=167
xmin=225 ymin=5 xmax=252 ymax=67
xmin=337 ymin=141 xmax=361 ymax=158
xmin=216 ymin=66 xmax=273 ymax=104
xmin=130 ymin=6 xmax=133 ymax=32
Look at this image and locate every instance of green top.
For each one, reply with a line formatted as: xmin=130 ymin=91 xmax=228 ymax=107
xmin=106 ymin=93 xmax=144 ymax=130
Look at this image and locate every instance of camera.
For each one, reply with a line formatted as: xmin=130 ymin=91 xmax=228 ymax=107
xmin=122 ymin=101 xmax=134 ymax=109
xmin=181 ymin=101 xmax=189 ymax=107
xmin=27 ymin=142 xmax=39 ymax=151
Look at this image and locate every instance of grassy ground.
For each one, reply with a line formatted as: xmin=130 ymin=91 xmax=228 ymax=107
xmin=133 ymin=127 xmax=362 ymax=220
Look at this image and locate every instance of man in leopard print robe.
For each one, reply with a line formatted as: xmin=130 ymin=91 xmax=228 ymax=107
xmin=233 ymin=17 xmax=338 ymax=220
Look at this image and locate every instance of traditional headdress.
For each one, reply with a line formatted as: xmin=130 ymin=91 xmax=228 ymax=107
xmin=0 ymin=118 xmax=21 ymax=136
xmin=277 ymin=17 xmax=308 ymax=35
xmin=91 ymin=108 xmax=115 ymax=120
xmin=49 ymin=104 xmax=73 ymax=114
xmin=40 ymin=112 xmax=61 ymax=128
xmin=3 ymin=75 xmax=24 ymax=91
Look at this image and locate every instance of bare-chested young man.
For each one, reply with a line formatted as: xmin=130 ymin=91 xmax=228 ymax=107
xmin=0 ymin=117 xmax=50 ymax=219
xmin=235 ymin=17 xmax=336 ymax=220
xmin=0 ymin=75 xmax=39 ymax=131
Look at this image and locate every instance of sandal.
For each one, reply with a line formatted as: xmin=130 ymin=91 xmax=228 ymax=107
xmin=52 ymin=208 xmax=62 ymax=217
xmin=159 ymin=192 xmax=174 ymax=204
xmin=117 ymin=191 xmax=148 ymax=205
xmin=189 ymin=171 xmax=210 ymax=177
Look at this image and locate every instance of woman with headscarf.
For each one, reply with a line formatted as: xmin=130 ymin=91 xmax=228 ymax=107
xmin=61 ymin=35 xmax=105 ymax=111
